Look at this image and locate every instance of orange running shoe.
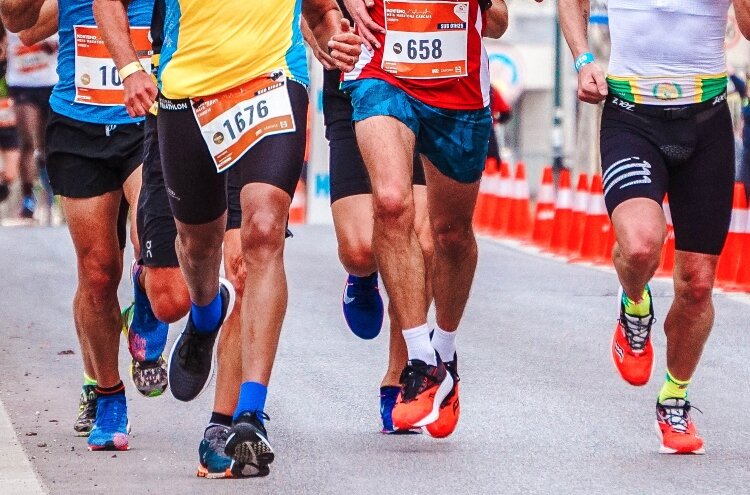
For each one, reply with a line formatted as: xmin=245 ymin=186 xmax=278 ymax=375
xmin=655 ymin=398 xmax=705 ymax=454
xmin=611 ymin=287 xmax=655 ymax=386
xmin=425 ymin=355 xmax=460 ymax=438
xmin=392 ymin=358 xmax=453 ymax=430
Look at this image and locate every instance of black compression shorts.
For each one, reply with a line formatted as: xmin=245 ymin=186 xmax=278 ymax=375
xmin=600 ymin=97 xmax=734 ymax=255
xmin=322 ymin=69 xmax=425 ymax=204
xmin=158 ymin=80 xmax=308 ymax=225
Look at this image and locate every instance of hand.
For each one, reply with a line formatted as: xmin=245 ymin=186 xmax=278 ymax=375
xmin=312 ymin=39 xmax=337 ymax=70
xmin=343 ymin=0 xmax=383 ymax=51
xmin=577 ymin=62 xmax=608 ymax=104
xmin=328 ymin=19 xmax=362 ymax=73
xmin=122 ymin=70 xmax=157 ymax=117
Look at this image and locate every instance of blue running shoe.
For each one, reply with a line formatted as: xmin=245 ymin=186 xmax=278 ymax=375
xmin=197 ymin=425 xmax=233 ymax=479
xmin=342 ymin=273 xmax=384 ymax=340
xmin=380 ymin=386 xmax=421 ymax=435
xmin=88 ymin=393 xmax=129 ymax=451
xmin=122 ymin=265 xmax=170 ymax=397
xmin=20 ymin=195 xmax=35 ymax=219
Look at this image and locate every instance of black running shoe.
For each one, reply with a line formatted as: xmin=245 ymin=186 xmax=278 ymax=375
xmin=225 ymin=411 xmax=274 ymax=476
xmin=73 ymin=385 xmax=97 ymax=437
xmin=168 ymin=278 xmax=235 ymax=402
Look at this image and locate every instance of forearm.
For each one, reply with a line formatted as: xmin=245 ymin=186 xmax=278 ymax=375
xmin=18 ymin=0 xmax=57 ymax=45
xmin=558 ymin=0 xmax=590 ymax=58
xmin=735 ymin=0 xmax=750 ymax=40
xmin=303 ymin=0 xmax=343 ymax=54
xmin=0 ymin=0 xmax=46 ymax=32
xmin=484 ymin=0 xmax=508 ymax=39
xmin=92 ymin=0 xmax=138 ymax=70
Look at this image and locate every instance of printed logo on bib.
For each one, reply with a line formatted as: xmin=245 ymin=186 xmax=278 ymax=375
xmin=74 ymin=25 xmax=152 ymax=106
xmin=0 ymin=98 xmax=16 ymax=128
xmin=14 ymin=45 xmax=52 ymax=74
xmin=382 ymin=0 xmax=469 ymax=79
xmin=191 ymin=71 xmax=296 ymax=173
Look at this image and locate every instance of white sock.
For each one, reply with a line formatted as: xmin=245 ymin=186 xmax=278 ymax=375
xmin=402 ymin=324 xmax=436 ymax=366
xmin=431 ymin=325 xmax=457 ymax=362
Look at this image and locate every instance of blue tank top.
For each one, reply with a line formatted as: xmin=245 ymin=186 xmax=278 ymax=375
xmin=50 ymin=0 xmax=152 ymax=125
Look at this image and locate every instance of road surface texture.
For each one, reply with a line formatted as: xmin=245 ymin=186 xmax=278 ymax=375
xmin=0 ymin=226 xmax=748 ymax=494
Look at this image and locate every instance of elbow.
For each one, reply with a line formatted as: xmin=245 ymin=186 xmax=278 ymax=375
xmin=1 ymin=14 xmax=32 ymax=33
xmin=18 ymin=30 xmax=41 ymax=46
xmin=484 ymin=16 xmax=508 ymax=39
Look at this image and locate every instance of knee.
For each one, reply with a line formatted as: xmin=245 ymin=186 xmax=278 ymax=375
xmin=620 ymin=232 xmax=663 ymax=268
xmin=241 ymin=210 xmax=286 ymax=259
xmin=675 ymin=271 xmax=714 ymax=306
xmin=373 ymin=189 xmax=413 ymax=227
xmin=177 ymin=229 xmax=223 ymax=262
xmin=339 ymin=237 xmax=375 ymax=275
xmin=431 ymin=217 xmax=474 ymax=255
xmin=79 ymin=256 xmax=121 ymax=304
xmin=145 ymin=269 xmax=191 ymax=323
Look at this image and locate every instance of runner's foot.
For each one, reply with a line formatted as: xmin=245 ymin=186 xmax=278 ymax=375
xmin=88 ymin=392 xmax=129 ymax=451
xmin=655 ymin=398 xmax=704 ymax=454
xmin=20 ymin=195 xmax=35 ymax=219
xmin=392 ymin=358 xmax=453 ymax=430
xmin=197 ymin=424 xmax=234 ymax=479
xmin=122 ymin=289 xmax=169 ymax=398
xmin=425 ymin=353 xmax=460 ymax=438
xmin=168 ymin=278 xmax=235 ymax=401
xmin=225 ymin=411 xmax=273 ymax=477
xmin=380 ymin=386 xmax=420 ymax=434
xmin=73 ymin=384 xmax=97 ymax=437
xmin=611 ymin=285 xmax=655 ymax=386
xmin=342 ymin=273 xmax=384 ymax=340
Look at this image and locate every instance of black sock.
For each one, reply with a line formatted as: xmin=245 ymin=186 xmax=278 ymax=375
xmin=209 ymin=412 xmax=233 ymax=427
xmin=22 ymin=182 xmax=33 ymax=197
xmin=95 ymin=381 xmax=125 ymax=396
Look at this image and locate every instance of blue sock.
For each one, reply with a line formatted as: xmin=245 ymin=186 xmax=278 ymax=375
xmin=191 ymin=290 xmax=222 ymax=333
xmin=234 ymin=381 xmax=268 ymax=422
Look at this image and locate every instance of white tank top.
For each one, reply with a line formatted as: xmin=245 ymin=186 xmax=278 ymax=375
xmin=607 ymin=0 xmax=731 ymax=105
xmin=6 ymin=31 xmax=59 ymax=88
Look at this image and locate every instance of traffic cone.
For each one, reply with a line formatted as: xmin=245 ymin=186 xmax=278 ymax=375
xmin=488 ymin=161 xmax=513 ymax=237
xmin=472 ymin=168 xmax=488 ymax=228
xmin=531 ymin=166 xmax=556 ymax=246
xmin=717 ymin=182 xmax=747 ymax=286
xmin=574 ymin=174 xmax=609 ymax=263
xmin=475 ymin=158 xmax=498 ymax=231
xmin=657 ymin=195 xmax=675 ymax=277
xmin=507 ymin=162 xmax=532 ymax=239
xmin=729 ymin=208 xmax=750 ymax=291
xmin=288 ymin=180 xmax=306 ymax=224
xmin=547 ymin=169 xmax=573 ymax=254
xmin=565 ymin=173 xmax=590 ymax=255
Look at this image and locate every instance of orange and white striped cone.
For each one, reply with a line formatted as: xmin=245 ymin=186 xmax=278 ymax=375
xmin=531 ymin=166 xmax=556 ymax=246
xmin=573 ymin=174 xmax=609 ymax=263
xmin=565 ymin=173 xmax=590 ymax=255
xmin=717 ymin=182 xmax=748 ymax=287
xmin=729 ymin=207 xmax=750 ymax=291
xmin=507 ymin=162 xmax=532 ymax=239
xmin=288 ymin=180 xmax=306 ymax=224
xmin=488 ymin=161 xmax=513 ymax=237
xmin=547 ymin=169 xmax=573 ymax=255
xmin=476 ymin=159 xmax=499 ymax=231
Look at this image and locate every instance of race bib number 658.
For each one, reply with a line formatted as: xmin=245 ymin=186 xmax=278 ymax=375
xmin=382 ymin=0 xmax=469 ymax=79
xmin=192 ymin=71 xmax=296 ymax=173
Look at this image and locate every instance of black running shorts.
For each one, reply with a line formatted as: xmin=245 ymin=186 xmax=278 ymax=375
xmin=158 ymin=80 xmax=308 ymax=225
xmin=45 ymin=111 xmax=143 ymax=198
xmin=323 ymin=69 xmax=425 ymax=205
xmin=600 ymin=97 xmax=734 ymax=255
xmin=0 ymin=127 xmax=18 ymax=150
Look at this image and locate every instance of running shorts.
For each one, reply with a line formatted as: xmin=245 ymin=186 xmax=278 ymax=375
xmin=324 ymin=69 xmax=425 ymax=204
xmin=600 ymin=95 xmax=734 ymax=255
xmin=45 ymin=111 xmax=142 ymax=198
xmin=341 ymin=78 xmax=491 ymax=184
xmin=157 ymin=80 xmax=308 ymax=225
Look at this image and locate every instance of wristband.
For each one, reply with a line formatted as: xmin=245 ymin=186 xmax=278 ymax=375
xmin=574 ymin=52 xmax=595 ymax=73
xmin=118 ymin=61 xmax=145 ymax=81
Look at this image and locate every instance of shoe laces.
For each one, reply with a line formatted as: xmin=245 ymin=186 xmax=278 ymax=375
xmin=347 ymin=276 xmax=378 ymax=304
xmin=97 ymin=397 xmax=126 ymax=431
xmin=659 ymin=398 xmax=701 ymax=433
xmin=177 ymin=330 xmax=211 ymax=373
xmin=619 ymin=312 xmax=655 ymax=352
xmin=78 ymin=387 xmax=97 ymax=417
xmin=399 ymin=362 xmax=439 ymax=401
xmin=205 ymin=425 xmax=230 ymax=451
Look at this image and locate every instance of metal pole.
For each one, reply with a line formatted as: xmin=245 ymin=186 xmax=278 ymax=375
xmin=552 ymin=0 xmax=565 ymax=172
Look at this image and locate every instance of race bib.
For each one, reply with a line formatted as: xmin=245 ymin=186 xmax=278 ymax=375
xmin=15 ymin=45 xmax=51 ymax=74
xmin=382 ymin=0 xmax=469 ymax=79
xmin=192 ymin=71 xmax=296 ymax=173
xmin=0 ymin=98 xmax=15 ymax=128
xmin=74 ymin=25 xmax=152 ymax=106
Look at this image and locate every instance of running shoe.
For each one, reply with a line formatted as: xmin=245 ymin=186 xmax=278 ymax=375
xmin=392 ymin=358 xmax=453 ymax=430
xmin=655 ymin=398 xmax=704 ymax=454
xmin=342 ymin=273 xmax=384 ymax=340
xmin=425 ymin=354 xmax=460 ymax=438
xmin=20 ymin=195 xmax=35 ymax=219
xmin=380 ymin=386 xmax=421 ymax=434
xmin=87 ymin=393 xmax=129 ymax=451
xmin=611 ymin=286 xmax=655 ymax=386
xmin=168 ymin=278 xmax=235 ymax=402
xmin=225 ymin=411 xmax=274 ymax=476
xmin=197 ymin=425 xmax=233 ymax=479
xmin=0 ymin=182 xmax=9 ymax=203
xmin=73 ymin=385 xmax=97 ymax=437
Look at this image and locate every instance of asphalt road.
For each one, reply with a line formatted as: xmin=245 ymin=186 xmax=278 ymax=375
xmin=1 ymin=225 xmax=749 ymax=495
